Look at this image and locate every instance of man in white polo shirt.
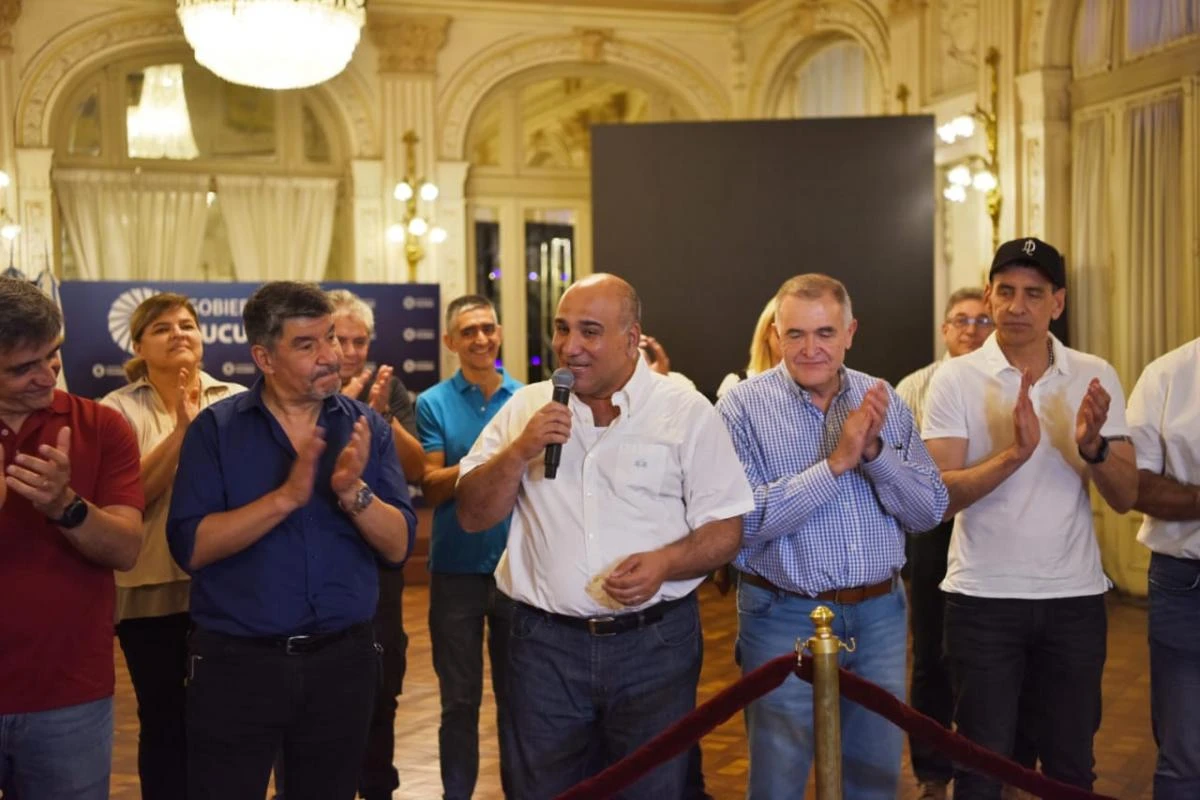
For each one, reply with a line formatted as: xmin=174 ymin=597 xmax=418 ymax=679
xmin=1126 ymin=337 xmax=1200 ymax=800
xmin=922 ymin=237 xmax=1138 ymax=800
xmin=456 ymin=273 xmax=754 ymax=799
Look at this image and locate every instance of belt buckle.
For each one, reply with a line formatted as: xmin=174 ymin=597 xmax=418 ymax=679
xmin=285 ymin=634 xmax=312 ymax=655
xmin=587 ymin=616 xmax=616 ymax=637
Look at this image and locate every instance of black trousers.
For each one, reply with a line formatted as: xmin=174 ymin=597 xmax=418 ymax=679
xmin=944 ymin=593 xmax=1106 ymax=800
xmin=116 ymin=612 xmax=191 ymax=800
xmin=359 ymin=568 xmax=409 ymax=799
xmin=186 ymin=622 xmax=379 ymax=800
xmin=907 ymin=522 xmax=954 ymax=783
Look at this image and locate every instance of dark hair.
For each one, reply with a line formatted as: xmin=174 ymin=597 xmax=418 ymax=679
xmin=445 ymin=294 xmax=496 ymax=332
xmin=243 ymin=282 xmax=333 ymax=349
xmin=0 ymin=278 xmax=62 ymax=353
xmin=124 ymin=293 xmax=200 ymax=381
xmin=944 ymin=286 xmax=985 ymax=318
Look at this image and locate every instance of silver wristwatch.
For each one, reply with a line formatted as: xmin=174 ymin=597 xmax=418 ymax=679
xmin=340 ymin=482 xmax=374 ymax=517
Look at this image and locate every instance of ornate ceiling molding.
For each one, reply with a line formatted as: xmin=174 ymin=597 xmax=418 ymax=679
xmin=17 ymin=11 xmax=378 ymax=157
xmin=367 ymin=12 xmax=450 ymax=75
xmin=748 ymin=0 xmax=891 ymax=117
xmin=436 ymin=32 xmax=730 ymax=160
xmin=0 ymin=0 xmax=21 ymax=53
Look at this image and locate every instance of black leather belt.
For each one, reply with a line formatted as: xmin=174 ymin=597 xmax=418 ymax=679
xmin=198 ymin=621 xmax=372 ymax=656
xmin=523 ymin=594 xmax=693 ymax=637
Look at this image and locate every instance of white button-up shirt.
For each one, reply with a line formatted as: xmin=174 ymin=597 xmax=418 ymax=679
xmin=923 ymin=333 xmax=1129 ymax=598
xmin=460 ymin=358 xmax=755 ymax=616
xmin=1127 ymin=338 xmax=1200 ymax=558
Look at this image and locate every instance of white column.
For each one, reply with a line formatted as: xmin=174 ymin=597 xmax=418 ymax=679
xmin=979 ymin=0 xmax=1019 ymax=244
xmin=432 ymin=160 xmax=469 ymax=376
xmin=367 ymin=12 xmax=449 ymax=283
xmin=14 ymin=147 xmax=54 ymax=278
xmin=1016 ymin=68 xmax=1071 ymax=246
xmin=351 ymin=159 xmax=385 ymax=282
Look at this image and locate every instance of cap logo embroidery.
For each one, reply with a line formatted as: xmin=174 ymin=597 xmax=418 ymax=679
xmin=1022 ymin=239 xmax=1037 ymax=256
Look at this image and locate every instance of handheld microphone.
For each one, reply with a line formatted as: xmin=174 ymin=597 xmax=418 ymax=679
xmin=545 ymin=368 xmax=575 ymax=480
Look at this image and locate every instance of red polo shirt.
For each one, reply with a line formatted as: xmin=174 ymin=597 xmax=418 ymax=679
xmin=0 ymin=390 xmax=143 ymax=713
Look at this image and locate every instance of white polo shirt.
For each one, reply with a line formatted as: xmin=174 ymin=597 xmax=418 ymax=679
xmin=923 ymin=334 xmax=1129 ymax=598
xmin=1127 ymin=338 xmax=1200 ymax=558
xmin=459 ymin=358 xmax=755 ymax=617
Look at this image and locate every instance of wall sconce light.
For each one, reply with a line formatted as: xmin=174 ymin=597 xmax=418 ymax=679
xmin=386 ymin=130 xmax=446 ymax=283
xmin=939 ymin=48 xmax=1001 ymax=251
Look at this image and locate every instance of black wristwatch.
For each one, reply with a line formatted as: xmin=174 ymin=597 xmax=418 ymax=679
xmin=1079 ymin=436 xmax=1110 ymax=465
xmin=50 ymin=494 xmax=89 ymax=529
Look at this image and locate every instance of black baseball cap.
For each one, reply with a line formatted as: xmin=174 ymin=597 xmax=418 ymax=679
xmin=988 ymin=237 xmax=1066 ymax=289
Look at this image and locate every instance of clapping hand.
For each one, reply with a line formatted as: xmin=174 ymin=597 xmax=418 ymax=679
xmin=1075 ymin=378 xmax=1110 ymax=461
xmin=174 ymin=367 xmax=201 ymax=430
xmin=277 ymin=428 xmax=326 ymax=513
xmin=366 ymin=365 xmax=394 ymax=417
xmin=1012 ymin=369 xmax=1041 ymax=461
xmin=5 ymin=427 xmax=74 ymax=518
xmin=829 ymin=381 xmax=889 ymax=474
xmin=332 ymin=416 xmax=371 ymax=496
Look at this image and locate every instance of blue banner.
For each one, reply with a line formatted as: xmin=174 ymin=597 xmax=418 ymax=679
xmin=58 ymin=281 xmax=441 ymax=400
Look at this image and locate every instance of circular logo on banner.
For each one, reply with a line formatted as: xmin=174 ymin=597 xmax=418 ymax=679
xmin=402 ymin=328 xmax=416 ymax=342
xmin=108 ymin=287 xmax=159 ymax=354
xmin=91 ymin=364 xmax=105 ymax=379
xmin=222 ymin=362 xmax=235 ymax=377
xmin=402 ymin=296 xmax=416 ymax=311
xmin=402 ymin=359 xmax=416 ymax=373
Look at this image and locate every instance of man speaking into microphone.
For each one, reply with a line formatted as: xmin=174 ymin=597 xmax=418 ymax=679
xmin=457 ymin=273 xmax=753 ymax=799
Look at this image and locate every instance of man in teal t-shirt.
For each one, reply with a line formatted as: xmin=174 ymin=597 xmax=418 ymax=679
xmin=416 ymin=294 xmax=521 ymax=800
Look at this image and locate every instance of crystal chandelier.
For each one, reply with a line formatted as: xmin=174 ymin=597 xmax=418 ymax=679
xmin=177 ymin=0 xmax=366 ymax=90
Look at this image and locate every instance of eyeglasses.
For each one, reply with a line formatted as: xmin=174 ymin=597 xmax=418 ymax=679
xmin=946 ymin=315 xmax=994 ymax=329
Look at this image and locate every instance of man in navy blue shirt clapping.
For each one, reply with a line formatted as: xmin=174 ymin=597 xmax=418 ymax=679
xmin=167 ymin=281 xmax=416 ymax=800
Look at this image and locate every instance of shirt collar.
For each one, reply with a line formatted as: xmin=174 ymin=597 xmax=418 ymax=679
xmin=234 ymin=377 xmax=348 ymax=416
xmin=608 ymin=357 xmax=654 ymax=419
xmin=776 ymin=361 xmax=852 ymax=406
xmin=130 ymin=370 xmax=230 ymax=396
xmin=48 ymin=389 xmax=71 ymax=415
xmin=453 ymin=367 xmax=520 ymax=397
xmin=979 ymin=332 xmax=1070 ymax=378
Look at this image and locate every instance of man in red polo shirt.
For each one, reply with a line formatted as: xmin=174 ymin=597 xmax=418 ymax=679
xmin=0 ymin=277 xmax=144 ymax=800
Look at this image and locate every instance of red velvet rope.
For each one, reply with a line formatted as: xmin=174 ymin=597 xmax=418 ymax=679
xmin=557 ymin=653 xmax=1118 ymax=800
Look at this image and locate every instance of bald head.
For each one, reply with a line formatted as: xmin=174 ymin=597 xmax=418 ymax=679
xmin=563 ymin=273 xmax=641 ymax=330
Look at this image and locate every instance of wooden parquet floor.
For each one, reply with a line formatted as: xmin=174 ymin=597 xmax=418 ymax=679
xmin=109 ymin=585 xmax=1156 ymax=799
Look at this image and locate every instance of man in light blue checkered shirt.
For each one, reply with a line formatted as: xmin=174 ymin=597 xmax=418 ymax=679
xmin=717 ymin=274 xmax=948 ymax=800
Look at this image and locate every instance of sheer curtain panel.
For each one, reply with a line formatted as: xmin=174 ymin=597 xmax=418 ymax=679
xmin=215 ymin=175 xmax=338 ymax=281
xmin=54 ymin=169 xmax=209 ymax=280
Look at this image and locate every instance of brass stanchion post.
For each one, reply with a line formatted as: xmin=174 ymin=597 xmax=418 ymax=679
xmin=806 ymin=606 xmax=844 ymax=800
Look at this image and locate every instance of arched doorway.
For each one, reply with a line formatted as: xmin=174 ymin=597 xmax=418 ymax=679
xmin=462 ymin=65 xmax=697 ymax=383
xmin=47 ymin=44 xmax=353 ymax=282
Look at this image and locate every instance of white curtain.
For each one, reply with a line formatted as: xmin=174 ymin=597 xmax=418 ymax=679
xmin=1111 ymin=94 xmax=1186 ymax=389
xmin=793 ymin=41 xmax=868 ymax=118
xmin=1126 ymin=0 xmax=1199 ymax=56
xmin=216 ymin=174 xmax=337 ymax=281
xmin=54 ymin=169 xmax=209 ymax=280
xmin=1069 ymin=114 xmax=1111 ymax=362
xmin=1074 ymin=0 xmax=1113 ymax=74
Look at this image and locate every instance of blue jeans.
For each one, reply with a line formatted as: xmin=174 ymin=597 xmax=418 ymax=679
xmin=0 ymin=696 xmax=114 ymax=800
xmin=1149 ymin=552 xmax=1200 ymax=800
xmin=429 ymin=572 xmax=511 ymax=800
xmin=737 ymin=579 xmax=908 ymax=800
xmin=501 ymin=593 xmax=702 ymax=800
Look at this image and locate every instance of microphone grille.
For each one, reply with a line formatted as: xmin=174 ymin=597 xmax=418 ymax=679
xmin=551 ymin=367 xmax=576 ymax=390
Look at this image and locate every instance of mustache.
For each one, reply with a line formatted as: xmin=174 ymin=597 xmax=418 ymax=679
xmin=313 ymin=365 xmax=340 ymax=379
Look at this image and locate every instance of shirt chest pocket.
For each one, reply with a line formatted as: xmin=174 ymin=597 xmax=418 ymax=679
xmin=614 ymin=442 xmax=671 ymax=497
